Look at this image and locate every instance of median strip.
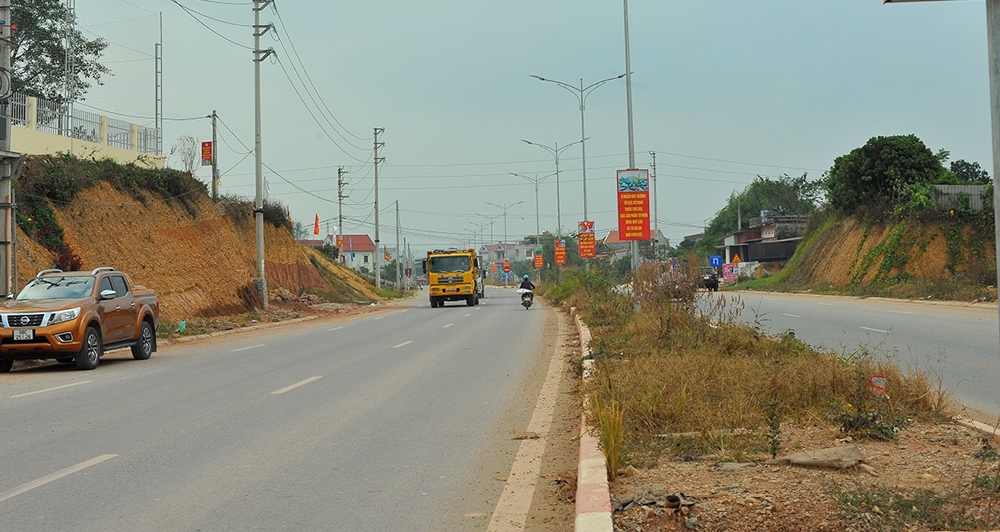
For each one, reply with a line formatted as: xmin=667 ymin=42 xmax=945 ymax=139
xmin=10 ymin=380 xmax=93 ymax=398
xmin=0 ymin=454 xmax=117 ymax=503
xmin=271 ymin=376 xmax=322 ymax=395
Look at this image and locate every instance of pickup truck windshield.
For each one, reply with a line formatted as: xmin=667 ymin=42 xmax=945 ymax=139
xmin=17 ymin=277 xmax=96 ymax=300
xmin=429 ymin=256 xmax=471 ymax=273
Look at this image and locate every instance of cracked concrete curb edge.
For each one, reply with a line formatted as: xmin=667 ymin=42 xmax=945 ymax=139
xmin=573 ymin=311 xmax=613 ymax=532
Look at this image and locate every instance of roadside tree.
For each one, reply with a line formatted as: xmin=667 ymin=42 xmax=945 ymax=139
xmin=823 ymin=134 xmax=945 ymax=217
xmin=12 ymin=0 xmax=111 ymax=102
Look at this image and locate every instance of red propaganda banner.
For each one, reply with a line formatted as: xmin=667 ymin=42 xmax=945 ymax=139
xmin=533 ymin=250 xmax=543 ymax=268
xmin=578 ymin=220 xmax=596 ymax=259
xmin=201 ymin=141 xmax=213 ymax=166
xmin=554 ymin=239 xmax=567 ymax=265
xmin=616 ymin=169 xmax=651 ymax=241
xmin=502 ymin=259 xmax=511 ymax=273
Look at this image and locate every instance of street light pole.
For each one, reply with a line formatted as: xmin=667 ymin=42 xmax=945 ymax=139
xmin=529 ymin=73 xmax=625 ymax=224
xmin=477 ymin=213 xmax=498 ymax=245
xmin=486 ymin=200 xmax=524 ymax=250
xmin=522 ymin=138 xmax=586 ymax=237
xmin=622 ymin=0 xmax=640 ymax=271
xmin=511 ymin=172 xmax=556 ymax=239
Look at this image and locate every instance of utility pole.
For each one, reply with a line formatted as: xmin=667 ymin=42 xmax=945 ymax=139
xmin=337 ymin=165 xmax=347 ymax=261
xmin=0 ymin=0 xmax=20 ymax=296
xmin=211 ymin=110 xmax=219 ymax=202
xmin=253 ymin=0 xmax=274 ymax=308
xmin=649 ymin=151 xmax=657 ymax=258
xmin=373 ymin=128 xmax=385 ymax=290
xmin=395 ymin=201 xmax=401 ymax=291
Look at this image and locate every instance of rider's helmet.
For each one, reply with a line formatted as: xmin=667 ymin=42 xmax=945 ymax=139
xmin=523 ymin=275 xmax=529 ymax=280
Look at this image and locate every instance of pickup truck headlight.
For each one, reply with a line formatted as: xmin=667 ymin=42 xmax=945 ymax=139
xmin=49 ymin=307 xmax=81 ymax=325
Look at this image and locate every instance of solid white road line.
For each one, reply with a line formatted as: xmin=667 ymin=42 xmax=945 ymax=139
xmin=0 ymin=454 xmax=117 ymax=503
xmin=271 ymin=376 xmax=322 ymax=395
xmin=442 ymin=323 xmax=454 ymax=328
xmin=327 ymin=326 xmax=344 ymax=331
xmin=817 ymin=302 xmax=834 ymax=306
xmin=860 ymin=326 xmax=890 ymax=334
xmin=231 ymin=344 xmax=264 ymax=352
xmin=392 ymin=341 xmax=413 ymax=349
xmin=374 ymin=316 xmax=384 ymax=321
xmin=781 ymin=313 xmax=801 ymax=318
xmin=10 ymin=380 xmax=93 ymax=399
xmin=488 ymin=310 xmax=564 ymax=531
xmin=887 ymin=310 xmax=912 ymax=315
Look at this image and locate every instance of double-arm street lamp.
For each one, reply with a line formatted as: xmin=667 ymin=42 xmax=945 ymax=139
xmin=511 ymin=172 xmax=556 ymax=238
xmin=522 ymin=138 xmax=587 ymax=237
xmin=486 ymin=201 xmax=524 ymax=251
xmin=529 ymin=73 xmax=625 ymax=224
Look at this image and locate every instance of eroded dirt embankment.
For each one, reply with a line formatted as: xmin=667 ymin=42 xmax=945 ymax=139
xmin=15 ymin=180 xmax=379 ymax=323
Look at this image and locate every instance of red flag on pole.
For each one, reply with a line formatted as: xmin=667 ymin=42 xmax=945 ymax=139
xmin=313 ymin=214 xmax=320 ymax=236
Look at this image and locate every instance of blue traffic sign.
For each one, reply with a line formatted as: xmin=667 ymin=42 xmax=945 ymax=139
xmin=710 ymin=255 xmax=722 ymax=268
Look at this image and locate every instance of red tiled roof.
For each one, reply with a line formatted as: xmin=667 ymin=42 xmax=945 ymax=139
xmin=339 ymin=234 xmax=376 ymax=252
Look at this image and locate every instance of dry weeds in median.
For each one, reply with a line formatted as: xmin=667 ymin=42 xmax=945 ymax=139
xmin=548 ymin=268 xmax=1000 ymax=531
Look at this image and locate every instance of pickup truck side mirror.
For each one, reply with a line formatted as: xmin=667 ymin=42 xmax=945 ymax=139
xmin=99 ymin=289 xmax=117 ymax=300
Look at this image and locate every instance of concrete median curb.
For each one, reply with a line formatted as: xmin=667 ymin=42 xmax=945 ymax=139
xmin=573 ymin=312 xmax=613 ymax=532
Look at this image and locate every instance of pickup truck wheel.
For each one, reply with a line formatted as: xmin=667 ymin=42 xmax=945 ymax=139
xmin=0 ymin=359 xmax=12 ymax=372
xmin=131 ymin=321 xmax=154 ymax=360
xmin=75 ymin=327 xmax=102 ymax=370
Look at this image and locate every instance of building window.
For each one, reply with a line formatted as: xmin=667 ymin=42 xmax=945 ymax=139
xmin=364 ymin=255 xmax=369 ymax=263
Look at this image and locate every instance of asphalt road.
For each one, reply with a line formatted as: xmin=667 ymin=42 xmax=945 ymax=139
xmin=0 ymin=288 xmax=551 ymax=532
xmin=711 ymin=291 xmax=1000 ymax=417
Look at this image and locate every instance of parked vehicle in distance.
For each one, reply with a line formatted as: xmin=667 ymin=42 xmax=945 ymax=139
xmin=0 ymin=267 xmax=160 ymax=372
xmin=700 ymin=267 xmax=720 ymax=292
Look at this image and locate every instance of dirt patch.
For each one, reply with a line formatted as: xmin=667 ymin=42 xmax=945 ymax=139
xmin=611 ymin=419 xmax=1000 ymax=531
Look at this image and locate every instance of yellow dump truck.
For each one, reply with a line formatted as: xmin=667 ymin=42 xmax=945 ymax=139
xmin=424 ymin=248 xmax=484 ymax=307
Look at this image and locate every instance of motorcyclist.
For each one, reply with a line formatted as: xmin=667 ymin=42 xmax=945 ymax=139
xmin=519 ymin=274 xmax=535 ymax=291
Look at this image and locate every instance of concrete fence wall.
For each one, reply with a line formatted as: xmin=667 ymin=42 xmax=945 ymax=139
xmin=10 ymin=93 xmax=165 ymax=169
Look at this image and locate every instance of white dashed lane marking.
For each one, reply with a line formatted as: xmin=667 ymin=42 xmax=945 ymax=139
xmin=271 ymin=376 xmax=322 ymax=395
xmin=231 ymin=344 xmax=264 ymax=352
xmin=442 ymin=323 xmax=454 ymax=328
xmin=860 ymin=326 xmax=890 ymax=334
xmin=0 ymin=454 xmax=117 ymax=503
xmin=327 ymin=326 xmax=344 ymax=331
xmin=393 ymin=341 xmax=414 ymax=349
xmin=781 ymin=313 xmax=800 ymax=318
xmin=10 ymin=380 xmax=93 ymax=399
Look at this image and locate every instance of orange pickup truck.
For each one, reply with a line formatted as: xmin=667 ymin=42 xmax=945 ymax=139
xmin=0 ymin=267 xmax=160 ymax=371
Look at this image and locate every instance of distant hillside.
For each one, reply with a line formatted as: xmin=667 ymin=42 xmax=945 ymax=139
xmin=14 ymin=155 xmax=380 ymax=323
xmin=769 ymin=213 xmax=996 ymax=300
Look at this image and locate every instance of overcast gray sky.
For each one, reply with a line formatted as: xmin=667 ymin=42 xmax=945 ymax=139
xmin=75 ymin=0 xmax=991 ymax=254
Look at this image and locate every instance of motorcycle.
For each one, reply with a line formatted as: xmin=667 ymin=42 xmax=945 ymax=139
xmin=517 ymin=288 xmax=534 ymax=310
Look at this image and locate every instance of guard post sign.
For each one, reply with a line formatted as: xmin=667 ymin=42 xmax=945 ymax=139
xmin=554 ymin=239 xmax=567 ymax=265
xmin=578 ymin=220 xmax=596 ymax=258
xmin=201 ymin=141 xmax=213 ymax=166
xmin=616 ymin=169 xmax=651 ymax=240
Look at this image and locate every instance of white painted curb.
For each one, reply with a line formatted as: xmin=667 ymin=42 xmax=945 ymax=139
xmin=573 ymin=313 xmax=613 ymax=532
